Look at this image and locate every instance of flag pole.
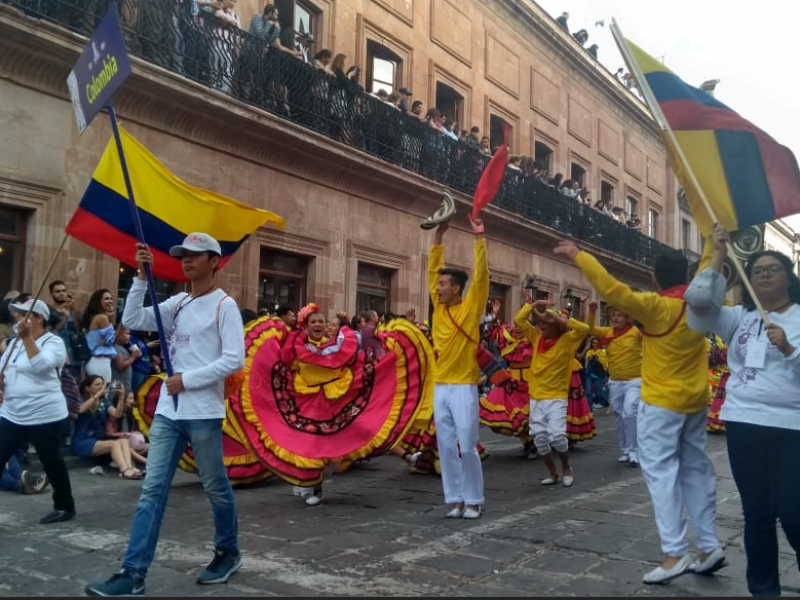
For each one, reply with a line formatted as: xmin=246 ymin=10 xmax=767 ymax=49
xmin=0 ymin=233 xmax=70 ymax=380
xmin=105 ymin=101 xmax=180 ymax=408
xmin=609 ymin=19 xmax=770 ymax=325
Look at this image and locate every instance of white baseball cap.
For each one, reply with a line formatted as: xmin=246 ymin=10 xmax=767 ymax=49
xmin=169 ymin=232 xmax=222 ymax=257
xmin=10 ymin=298 xmax=50 ymax=320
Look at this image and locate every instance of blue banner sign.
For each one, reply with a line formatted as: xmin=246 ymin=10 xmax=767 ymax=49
xmin=66 ymin=4 xmax=131 ymax=134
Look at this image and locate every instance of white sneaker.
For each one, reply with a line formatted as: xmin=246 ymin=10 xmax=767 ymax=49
xmin=689 ymin=547 xmax=727 ymax=575
xmin=445 ymin=506 xmax=464 ymax=518
xmin=408 ymin=452 xmax=423 ymax=467
xmin=643 ymin=555 xmax=691 ymax=584
xmin=305 ymin=494 xmax=322 ymax=506
xmin=292 ymin=486 xmax=311 ymax=497
xmin=617 ymin=454 xmax=629 ymax=463
xmin=462 ymin=507 xmax=482 ymax=519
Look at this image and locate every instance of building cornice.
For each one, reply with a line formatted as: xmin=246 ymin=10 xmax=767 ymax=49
xmin=0 ymin=4 xmax=654 ymax=284
xmin=487 ymin=0 xmax=662 ymax=146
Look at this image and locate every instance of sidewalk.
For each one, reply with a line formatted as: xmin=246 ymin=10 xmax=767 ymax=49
xmin=2 ymin=412 xmax=798 ymax=597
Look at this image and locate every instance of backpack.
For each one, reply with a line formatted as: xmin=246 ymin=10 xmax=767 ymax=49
xmin=70 ymin=330 xmax=92 ymax=363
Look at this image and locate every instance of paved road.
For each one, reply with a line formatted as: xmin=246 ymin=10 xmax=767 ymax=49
xmin=1 ymin=412 xmax=798 ymax=597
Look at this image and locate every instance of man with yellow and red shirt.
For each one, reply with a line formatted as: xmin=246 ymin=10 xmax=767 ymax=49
xmin=427 ymin=217 xmax=488 ymax=520
xmin=554 ymin=239 xmax=724 ymax=586
xmin=515 ymin=295 xmax=589 ymax=488
xmin=587 ymin=302 xmax=642 ymax=466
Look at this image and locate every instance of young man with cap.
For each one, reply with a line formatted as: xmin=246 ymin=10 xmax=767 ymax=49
xmin=86 ymin=232 xmax=246 ymax=597
xmin=0 ymin=298 xmax=76 ymax=524
xmin=398 ymin=87 xmax=412 ymax=113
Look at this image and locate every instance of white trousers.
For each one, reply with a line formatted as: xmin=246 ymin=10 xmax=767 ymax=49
xmin=433 ymin=384 xmax=484 ymax=506
xmin=637 ymin=402 xmax=720 ymax=557
xmin=528 ymin=399 xmax=568 ymax=455
xmin=608 ymin=379 xmax=640 ymax=459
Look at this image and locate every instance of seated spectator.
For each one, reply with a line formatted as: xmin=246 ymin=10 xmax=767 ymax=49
xmin=72 ymin=375 xmax=146 ymax=479
xmin=2 ymin=450 xmax=48 ymax=495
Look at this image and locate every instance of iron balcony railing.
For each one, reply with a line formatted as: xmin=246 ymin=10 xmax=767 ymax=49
xmin=4 ymin=0 xmax=675 ymax=266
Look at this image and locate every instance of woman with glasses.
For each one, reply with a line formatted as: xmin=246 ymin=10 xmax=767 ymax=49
xmin=686 ymin=223 xmax=800 ymax=596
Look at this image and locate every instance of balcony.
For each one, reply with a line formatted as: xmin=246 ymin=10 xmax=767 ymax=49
xmin=2 ymin=0 xmax=674 ymax=267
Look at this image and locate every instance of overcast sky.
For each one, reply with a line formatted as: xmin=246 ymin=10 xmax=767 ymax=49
xmin=535 ymin=0 xmax=800 ymax=233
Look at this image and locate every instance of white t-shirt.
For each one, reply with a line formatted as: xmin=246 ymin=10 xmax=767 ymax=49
xmin=121 ymin=279 xmax=245 ymax=420
xmin=0 ymin=332 xmax=68 ymax=426
xmin=687 ymin=268 xmax=800 ymax=430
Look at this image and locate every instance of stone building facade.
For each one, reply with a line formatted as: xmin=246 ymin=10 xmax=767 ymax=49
xmin=0 ymin=0 xmax=681 ymax=323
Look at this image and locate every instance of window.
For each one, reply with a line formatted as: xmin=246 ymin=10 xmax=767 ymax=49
xmin=625 ymin=195 xmax=639 ymax=219
xmin=599 ymin=301 xmax=609 ymax=327
xmin=117 ymin=265 xmax=181 ymax=310
xmin=435 ymin=81 xmax=464 ymax=128
xmin=488 ymin=282 xmax=508 ymax=322
xmin=534 ymin=141 xmax=553 ymax=170
xmin=356 ymin=263 xmax=393 ymax=314
xmin=681 ymin=219 xmax=691 ymax=249
xmin=647 ymin=208 xmax=659 ymax=239
xmin=294 ymin=1 xmax=316 ymax=38
xmin=367 ymin=41 xmax=402 ymax=95
xmin=601 ymin=181 xmax=614 ymax=204
xmin=275 ymin=0 xmax=318 ymax=38
xmin=258 ymin=248 xmax=308 ymax=313
xmin=570 ymin=162 xmax=586 ymax=186
xmin=489 ymin=115 xmax=512 ymax=152
xmin=0 ymin=205 xmax=28 ymax=294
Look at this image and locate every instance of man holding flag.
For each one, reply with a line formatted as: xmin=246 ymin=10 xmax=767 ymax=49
xmin=86 ymin=234 xmax=246 ymax=597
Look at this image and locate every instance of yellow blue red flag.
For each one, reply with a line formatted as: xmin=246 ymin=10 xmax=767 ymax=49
xmin=66 ymin=127 xmax=285 ymax=281
xmin=623 ymin=38 xmax=800 ymax=235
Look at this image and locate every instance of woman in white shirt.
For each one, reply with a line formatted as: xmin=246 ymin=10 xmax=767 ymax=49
xmin=686 ymin=224 xmax=800 ymax=595
xmin=0 ymin=299 xmax=76 ymax=524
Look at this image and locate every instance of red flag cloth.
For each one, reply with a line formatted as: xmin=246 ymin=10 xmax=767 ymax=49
xmin=471 ymin=125 xmax=510 ymax=219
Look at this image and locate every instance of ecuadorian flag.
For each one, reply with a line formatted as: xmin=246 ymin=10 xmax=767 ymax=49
xmin=625 ymin=39 xmax=800 ymax=235
xmin=66 ymin=127 xmax=285 ymax=281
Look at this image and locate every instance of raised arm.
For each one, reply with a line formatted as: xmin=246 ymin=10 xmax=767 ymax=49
xmin=586 ymin=301 xmax=612 ymax=338
xmin=427 ymin=222 xmax=448 ymax=306
xmin=466 ymin=217 xmax=489 ymax=313
xmin=554 ymin=240 xmax=662 ymax=329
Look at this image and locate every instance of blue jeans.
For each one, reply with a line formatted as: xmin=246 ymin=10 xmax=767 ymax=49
xmin=1 ymin=454 xmax=23 ymax=491
xmin=122 ymin=415 xmax=238 ymax=580
xmin=726 ymin=421 xmax=800 ymax=597
xmin=586 ymin=374 xmax=609 ymax=407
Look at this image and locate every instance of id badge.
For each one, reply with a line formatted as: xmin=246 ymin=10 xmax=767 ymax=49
xmin=745 ymin=340 xmax=767 ymax=369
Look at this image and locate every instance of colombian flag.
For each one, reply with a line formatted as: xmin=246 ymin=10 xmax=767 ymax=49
xmin=624 ymin=38 xmax=800 ymax=235
xmin=66 ymin=127 xmax=285 ymax=281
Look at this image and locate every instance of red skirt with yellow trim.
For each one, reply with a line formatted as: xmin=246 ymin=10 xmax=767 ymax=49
xmin=134 ymin=374 xmax=273 ymax=487
xmin=478 ymin=378 xmax=532 ymax=448
xmin=229 ymin=316 xmax=435 ymax=488
xmin=566 ymin=370 xmax=597 ymax=442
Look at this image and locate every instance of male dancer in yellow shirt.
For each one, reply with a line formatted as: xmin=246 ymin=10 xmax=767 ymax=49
xmin=587 ymin=302 xmax=642 ymax=466
xmin=427 ymin=217 xmax=489 ymax=520
xmin=515 ymin=293 xmax=589 ymax=487
xmin=555 ymin=240 xmax=724 ymax=585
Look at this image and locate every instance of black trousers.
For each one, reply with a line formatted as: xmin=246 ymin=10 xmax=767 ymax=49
xmin=0 ymin=416 xmax=75 ymax=512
